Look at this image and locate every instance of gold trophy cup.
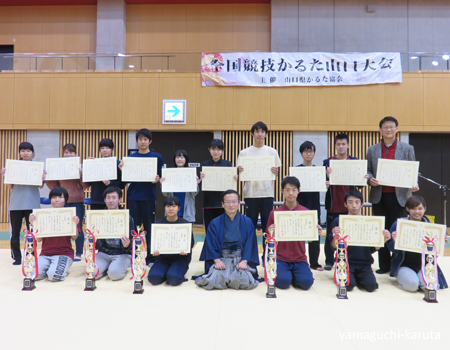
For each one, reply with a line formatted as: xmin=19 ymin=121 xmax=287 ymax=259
xmin=423 ymin=241 xmax=438 ymax=303
xmin=132 ymin=225 xmax=146 ymax=294
xmin=336 ymin=240 xmax=348 ymax=300
xmin=84 ymin=234 xmax=97 ymax=291
xmin=265 ymin=228 xmax=277 ymax=298
xmin=22 ymin=232 xmax=36 ymax=291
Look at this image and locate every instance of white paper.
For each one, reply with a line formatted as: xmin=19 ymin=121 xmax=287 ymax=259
xmin=4 ymin=159 xmax=44 ymax=186
xmin=151 ymin=223 xmax=192 ymax=254
xmin=161 ymin=168 xmax=197 ymax=192
xmin=202 ymin=166 xmax=237 ymax=191
xmin=122 ymin=156 xmax=157 ymax=182
xmin=45 ymin=157 xmax=80 ymax=181
xmin=289 ymin=166 xmax=327 ymax=192
xmin=376 ymin=159 xmax=420 ymax=188
xmin=82 ymin=157 xmax=118 ymax=182
xmin=329 ymin=160 xmax=368 ymax=186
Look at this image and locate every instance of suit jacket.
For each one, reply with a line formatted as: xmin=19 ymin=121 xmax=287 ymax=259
xmin=366 ymin=140 xmax=415 ymax=206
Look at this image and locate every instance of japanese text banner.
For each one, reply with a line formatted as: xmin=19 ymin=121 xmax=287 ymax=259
xmin=201 ymin=52 xmax=402 ymax=87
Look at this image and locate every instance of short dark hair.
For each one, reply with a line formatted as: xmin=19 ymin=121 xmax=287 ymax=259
xmin=49 ymin=187 xmax=69 ymax=203
xmin=103 ymin=186 xmax=122 ymax=199
xmin=136 ymin=128 xmax=152 ymax=141
xmin=174 ymin=149 xmax=189 ymax=167
xmin=344 ymin=190 xmax=363 ymax=203
xmin=209 ymin=139 xmax=224 ymax=150
xmin=282 ymin=176 xmax=300 ymax=190
xmin=63 ymin=143 xmax=76 ymax=153
xmin=405 ymin=195 xmax=426 ymax=209
xmin=299 ymin=141 xmax=316 ymax=153
xmin=99 ymin=138 xmax=114 ymax=150
xmin=379 ymin=116 xmax=399 ymax=128
xmin=334 ymin=133 xmax=349 ymax=144
xmin=19 ymin=141 xmax=34 ymax=153
xmin=164 ymin=196 xmax=181 ymax=208
xmin=221 ymin=189 xmax=240 ymax=202
xmin=251 ymin=121 xmax=268 ymax=134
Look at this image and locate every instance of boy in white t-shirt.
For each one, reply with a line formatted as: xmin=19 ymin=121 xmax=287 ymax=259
xmin=237 ymin=121 xmax=281 ymax=261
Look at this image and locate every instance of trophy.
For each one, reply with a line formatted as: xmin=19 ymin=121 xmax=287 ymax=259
xmin=422 ymin=236 xmax=439 ymax=303
xmin=131 ymin=225 xmax=147 ymax=294
xmin=22 ymin=228 xmax=38 ymax=291
xmin=264 ymin=228 xmax=277 ymax=298
xmin=334 ymin=233 xmax=349 ymax=300
xmin=84 ymin=229 xmax=98 ymax=291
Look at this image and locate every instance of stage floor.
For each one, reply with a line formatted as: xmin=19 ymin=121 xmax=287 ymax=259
xmin=0 ymin=244 xmax=449 ymax=350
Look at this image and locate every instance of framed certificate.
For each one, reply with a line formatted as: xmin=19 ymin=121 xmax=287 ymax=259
xmin=150 ymin=223 xmax=192 ymax=254
xmin=376 ymin=159 xmax=420 ymax=188
xmin=4 ymin=159 xmax=44 ymax=186
xmin=289 ymin=166 xmax=327 ymax=192
xmin=339 ymin=215 xmax=385 ymax=248
xmin=161 ymin=168 xmax=197 ymax=193
xmin=239 ymin=156 xmax=276 ymax=181
xmin=274 ymin=210 xmax=318 ymax=241
xmin=202 ymin=166 xmax=237 ymax=192
xmin=33 ymin=207 xmax=77 ymax=238
xmin=46 ymin=157 xmax=80 ymax=181
xmin=395 ymin=219 xmax=446 ymax=257
xmin=85 ymin=209 xmax=129 ymax=239
xmin=82 ymin=157 xmax=118 ymax=182
xmin=121 ymin=156 xmax=157 ymax=182
xmin=329 ymin=160 xmax=368 ymax=186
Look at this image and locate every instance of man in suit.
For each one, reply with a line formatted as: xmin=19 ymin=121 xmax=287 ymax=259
xmin=367 ymin=116 xmax=419 ymax=274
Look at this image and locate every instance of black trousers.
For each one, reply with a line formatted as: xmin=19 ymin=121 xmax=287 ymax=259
xmin=9 ymin=210 xmax=32 ymax=262
xmin=347 ymin=264 xmax=378 ymax=292
xmin=203 ymin=208 xmax=225 ymax=233
xmin=308 ymin=240 xmax=321 ymax=268
xmin=244 ymin=197 xmax=273 ymax=261
xmin=372 ymin=192 xmax=407 ymax=271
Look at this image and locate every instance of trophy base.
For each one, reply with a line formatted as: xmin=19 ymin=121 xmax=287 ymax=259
xmin=84 ymin=278 xmax=96 ymax=291
xmin=266 ymin=285 xmax=277 ymax=298
xmin=22 ymin=278 xmax=36 ymax=291
xmin=133 ymin=280 xmax=144 ymax=294
xmin=424 ymin=288 xmax=438 ymax=303
xmin=336 ymin=286 xmax=348 ymax=300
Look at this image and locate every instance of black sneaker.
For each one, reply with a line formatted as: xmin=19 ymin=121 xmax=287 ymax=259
xmin=375 ymin=269 xmax=390 ymax=274
xmin=324 ymin=264 xmax=333 ymax=271
xmin=12 ymin=260 xmax=21 ymax=265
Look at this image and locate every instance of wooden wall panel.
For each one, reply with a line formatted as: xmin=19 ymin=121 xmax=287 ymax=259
xmin=185 ymin=5 xmax=210 ymax=52
xmin=255 ymin=3 xmax=271 ymax=52
xmin=0 ymin=7 xmax=17 ymax=44
xmin=122 ymin=74 xmax=160 ymax=128
xmin=424 ymin=75 xmax=450 ymax=127
xmin=86 ymin=74 xmax=123 ymax=129
xmin=42 ymin=6 xmax=66 ymax=53
xmin=309 ymin=86 xmax=346 ymax=128
xmin=139 ymin=5 xmax=164 ymax=53
xmin=270 ymin=87 xmax=309 ymax=128
xmin=64 ymin=6 xmax=97 ymax=53
xmin=233 ymin=87 xmax=271 ymax=127
xmin=17 ymin=7 xmax=44 ymax=53
xmin=13 ymin=75 xmax=50 ymax=128
xmin=49 ymin=74 xmax=86 ymax=127
xmin=162 ymin=5 xmax=186 ymax=53
xmin=195 ymin=83 xmax=234 ymax=129
xmin=346 ymin=84 xmax=386 ymax=127
xmin=0 ymin=131 xmax=27 ymax=223
xmin=232 ymin=4 xmax=257 ymax=52
xmin=209 ymin=4 xmax=233 ymax=52
xmin=0 ymin=76 xmax=15 ymax=128
xmin=126 ymin=5 xmax=140 ymax=53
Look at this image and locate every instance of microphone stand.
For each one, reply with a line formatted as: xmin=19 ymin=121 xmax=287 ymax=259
xmin=419 ymin=173 xmax=449 ymax=227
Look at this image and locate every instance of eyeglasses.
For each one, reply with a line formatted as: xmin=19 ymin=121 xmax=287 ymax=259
xmin=302 ymin=150 xmax=314 ymax=154
xmin=223 ymin=200 xmax=239 ymax=205
xmin=381 ymin=126 xmax=397 ymax=130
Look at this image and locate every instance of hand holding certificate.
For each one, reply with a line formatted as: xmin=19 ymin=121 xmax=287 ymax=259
xmin=274 ymin=210 xmax=318 ymax=241
xmin=376 ymin=159 xmax=420 ymax=188
xmin=4 ymin=159 xmax=44 ymax=186
xmin=239 ymin=156 xmax=276 ymax=181
xmin=46 ymin=157 xmax=80 ymax=181
xmin=289 ymin=166 xmax=327 ymax=192
xmin=395 ymin=219 xmax=446 ymax=257
xmin=161 ymin=168 xmax=197 ymax=192
xmin=32 ymin=207 xmax=77 ymax=238
xmin=151 ymin=223 xmax=192 ymax=254
xmin=121 ymin=156 xmax=157 ymax=182
xmin=339 ymin=215 xmax=385 ymax=247
xmin=202 ymin=166 xmax=237 ymax=191
xmin=329 ymin=160 xmax=368 ymax=186
xmin=85 ymin=210 xmax=129 ymax=239
xmin=82 ymin=157 xmax=118 ymax=182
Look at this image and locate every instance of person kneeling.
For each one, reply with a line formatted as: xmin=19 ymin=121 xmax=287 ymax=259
xmin=331 ymin=190 xmax=391 ymax=292
xmin=148 ymin=196 xmax=193 ymax=286
xmin=196 ymin=190 xmax=260 ymax=290
xmin=30 ymin=187 xmax=79 ymax=282
xmin=387 ymin=195 xmax=448 ymax=292
xmin=96 ymin=186 xmax=136 ymax=281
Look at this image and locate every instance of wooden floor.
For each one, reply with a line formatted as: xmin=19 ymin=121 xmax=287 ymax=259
xmin=0 ymin=244 xmax=449 ymax=350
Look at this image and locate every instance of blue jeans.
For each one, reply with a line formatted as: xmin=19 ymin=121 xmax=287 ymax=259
xmin=148 ymin=259 xmax=189 ymax=286
xmin=65 ymin=202 xmax=85 ymax=256
xmin=276 ymin=260 xmax=314 ymax=290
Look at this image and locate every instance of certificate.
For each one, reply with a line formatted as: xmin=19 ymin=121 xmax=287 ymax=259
xmin=289 ymin=166 xmax=327 ymax=192
xmin=33 ymin=207 xmax=77 ymax=238
xmin=339 ymin=215 xmax=385 ymax=248
xmin=4 ymin=159 xmax=44 ymax=186
xmin=395 ymin=219 xmax=446 ymax=257
xmin=82 ymin=157 xmax=118 ymax=182
xmin=239 ymin=156 xmax=276 ymax=181
xmin=121 ymin=156 xmax=157 ymax=182
xmin=274 ymin=210 xmax=318 ymax=241
xmin=202 ymin=166 xmax=237 ymax=191
xmin=150 ymin=223 xmax=192 ymax=254
xmin=161 ymin=168 xmax=197 ymax=193
xmin=376 ymin=159 xmax=420 ymax=188
xmin=329 ymin=160 xmax=368 ymax=186
xmin=46 ymin=157 xmax=80 ymax=180
xmin=85 ymin=209 xmax=129 ymax=239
